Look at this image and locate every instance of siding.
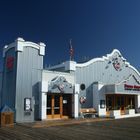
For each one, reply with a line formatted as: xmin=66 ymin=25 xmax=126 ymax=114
xmin=15 ymin=47 xmax=43 ymax=122
xmin=76 ymin=58 xmax=140 ymax=108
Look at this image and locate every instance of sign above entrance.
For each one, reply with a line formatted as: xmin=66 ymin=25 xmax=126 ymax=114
xmin=48 ymin=76 xmax=73 ymax=94
xmin=124 ymin=84 xmax=140 ymax=91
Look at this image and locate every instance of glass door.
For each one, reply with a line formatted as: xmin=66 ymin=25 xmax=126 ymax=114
xmin=47 ymin=94 xmax=63 ymax=119
xmin=106 ymin=95 xmax=114 ymax=116
xmin=116 ymin=95 xmax=125 ymax=115
xmin=47 ymin=95 xmax=52 ymax=119
xmin=53 ymin=95 xmax=62 ymax=118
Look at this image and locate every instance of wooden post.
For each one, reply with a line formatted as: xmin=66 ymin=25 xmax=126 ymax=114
xmin=60 ymin=95 xmax=63 ymax=118
xmin=52 ymin=95 xmax=54 ymax=119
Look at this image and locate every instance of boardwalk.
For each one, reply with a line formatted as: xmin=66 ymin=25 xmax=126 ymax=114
xmin=0 ymin=117 xmax=140 ymax=140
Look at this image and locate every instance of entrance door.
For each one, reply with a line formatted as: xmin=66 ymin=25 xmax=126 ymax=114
xmin=106 ymin=95 xmax=114 ymax=116
xmin=116 ymin=95 xmax=125 ymax=115
xmin=63 ymin=94 xmax=72 ymax=118
xmin=47 ymin=94 xmax=63 ymax=119
xmin=120 ymin=96 xmax=125 ymax=115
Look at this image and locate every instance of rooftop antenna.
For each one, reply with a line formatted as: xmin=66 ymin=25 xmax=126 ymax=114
xmin=69 ymin=39 xmax=74 ymax=61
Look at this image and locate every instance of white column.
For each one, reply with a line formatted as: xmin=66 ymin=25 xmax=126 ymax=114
xmin=98 ymin=83 xmax=106 ymax=116
xmin=40 ymin=92 xmax=47 ymax=120
xmin=74 ymin=84 xmax=80 ymax=118
xmin=40 ymin=81 xmax=48 ymax=120
xmin=137 ymin=95 xmax=140 ymax=108
xmin=135 ymin=95 xmax=140 ymax=113
xmin=74 ymin=93 xmax=79 ymax=118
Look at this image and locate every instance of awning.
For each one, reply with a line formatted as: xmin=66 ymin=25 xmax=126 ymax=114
xmin=104 ymin=84 xmax=140 ymax=95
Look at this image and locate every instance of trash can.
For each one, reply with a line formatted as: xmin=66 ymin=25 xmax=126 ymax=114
xmin=0 ymin=105 xmax=14 ymax=127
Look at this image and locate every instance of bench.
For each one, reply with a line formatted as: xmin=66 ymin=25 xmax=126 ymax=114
xmin=80 ymin=108 xmax=98 ymax=118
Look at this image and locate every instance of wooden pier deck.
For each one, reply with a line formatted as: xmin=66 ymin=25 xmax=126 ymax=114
xmin=0 ymin=117 xmax=140 ymax=140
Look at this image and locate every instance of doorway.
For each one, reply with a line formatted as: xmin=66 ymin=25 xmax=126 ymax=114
xmin=47 ymin=94 xmax=72 ymax=119
xmin=116 ymin=95 xmax=125 ymax=115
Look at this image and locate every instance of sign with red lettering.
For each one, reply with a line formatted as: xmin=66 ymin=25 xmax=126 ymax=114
xmin=6 ymin=56 xmax=14 ymax=69
xmin=124 ymin=84 xmax=140 ymax=91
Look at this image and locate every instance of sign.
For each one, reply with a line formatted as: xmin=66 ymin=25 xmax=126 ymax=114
xmin=6 ymin=56 xmax=14 ymax=70
xmin=58 ymin=84 xmax=64 ymax=92
xmin=63 ymin=100 xmax=67 ymax=104
xmin=48 ymin=76 xmax=73 ymax=93
xmin=100 ymin=100 xmax=105 ymax=109
xmin=24 ymin=98 xmax=31 ymax=111
xmin=79 ymin=96 xmax=86 ymax=104
xmin=113 ymin=62 xmax=120 ymax=71
xmin=124 ymin=84 xmax=140 ymax=91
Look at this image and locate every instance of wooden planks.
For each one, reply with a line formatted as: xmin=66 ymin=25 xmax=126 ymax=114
xmin=1 ymin=117 xmax=140 ymax=140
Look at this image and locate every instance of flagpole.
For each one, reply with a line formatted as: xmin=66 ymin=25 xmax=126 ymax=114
xmin=69 ymin=39 xmax=74 ymax=61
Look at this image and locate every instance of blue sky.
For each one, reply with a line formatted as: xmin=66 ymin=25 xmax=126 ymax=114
xmin=0 ymin=0 xmax=140 ymax=70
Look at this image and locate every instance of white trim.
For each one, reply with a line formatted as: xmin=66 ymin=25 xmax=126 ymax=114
xmin=76 ymin=49 xmax=123 ymax=67
xmin=128 ymin=65 xmax=140 ymax=78
xmin=76 ymin=58 xmax=104 ymax=67
xmin=3 ymin=37 xmax=46 ymax=57
xmin=20 ymin=41 xmax=40 ymax=50
xmin=76 ymin=49 xmax=140 ymax=77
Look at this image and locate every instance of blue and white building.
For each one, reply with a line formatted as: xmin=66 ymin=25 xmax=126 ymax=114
xmin=0 ymin=38 xmax=140 ymax=122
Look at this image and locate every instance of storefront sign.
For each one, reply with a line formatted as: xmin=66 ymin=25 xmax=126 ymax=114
xmin=6 ymin=56 xmax=14 ymax=69
xmin=124 ymin=84 xmax=140 ymax=91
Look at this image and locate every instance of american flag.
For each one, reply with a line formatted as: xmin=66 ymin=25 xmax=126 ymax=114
xmin=69 ymin=39 xmax=74 ymax=60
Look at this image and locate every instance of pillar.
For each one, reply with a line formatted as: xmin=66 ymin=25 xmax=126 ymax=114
xmin=74 ymin=84 xmax=80 ymax=118
xmin=39 ymin=81 xmax=48 ymax=120
xmin=40 ymin=92 xmax=47 ymax=120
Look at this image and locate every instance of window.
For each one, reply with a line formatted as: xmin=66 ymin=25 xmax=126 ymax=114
xmin=80 ymin=84 xmax=86 ymax=90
